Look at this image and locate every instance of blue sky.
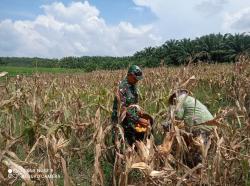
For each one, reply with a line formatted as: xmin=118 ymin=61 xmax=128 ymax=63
xmin=0 ymin=0 xmax=250 ymax=58
xmin=0 ymin=0 xmax=156 ymax=25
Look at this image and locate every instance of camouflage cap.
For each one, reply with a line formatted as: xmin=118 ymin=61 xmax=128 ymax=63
xmin=127 ymin=65 xmax=143 ymax=80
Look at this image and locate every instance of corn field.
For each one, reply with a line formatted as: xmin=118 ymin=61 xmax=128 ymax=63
xmin=0 ymin=58 xmax=250 ymax=186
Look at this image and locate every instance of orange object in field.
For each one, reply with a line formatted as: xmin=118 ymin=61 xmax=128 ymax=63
xmin=134 ymin=119 xmax=150 ymax=133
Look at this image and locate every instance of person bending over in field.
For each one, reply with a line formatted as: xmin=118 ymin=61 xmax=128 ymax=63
xmin=168 ymin=89 xmax=215 ymax=168
xmin=111 ymin=65 xmax=151 ymax=146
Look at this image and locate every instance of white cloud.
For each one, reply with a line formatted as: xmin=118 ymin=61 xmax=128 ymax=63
xmin=224 ymin=7 xmax=250 ymax=32
xmin=195 ymin=0 xmax=228 ymax=16
xmin=133 ymin=0 xmax=250 ymax=39
xmin=0 ymin=1 xmax=161 ymax=58
xmin=1 ymin=0 xmax=250 ymax=58
xmin=133 ymin=0 xmax=222 ymax=39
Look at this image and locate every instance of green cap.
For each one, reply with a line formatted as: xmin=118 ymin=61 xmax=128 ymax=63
xmin=127 ymin=65 xmax=143 ymax=80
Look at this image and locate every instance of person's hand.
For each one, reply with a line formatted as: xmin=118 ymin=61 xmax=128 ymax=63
xmin=139 ymin=118 xmax=150 ymax=127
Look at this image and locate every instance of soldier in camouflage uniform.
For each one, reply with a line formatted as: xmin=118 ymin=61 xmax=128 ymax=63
xmin=111 ymin=65 xmax=150 ymax=146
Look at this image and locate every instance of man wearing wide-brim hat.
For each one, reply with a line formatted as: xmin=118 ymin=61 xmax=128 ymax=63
xmin=168 ymin=89 xmax=214 ymax=168
xmin=0 ymin=72 xmax=8 ymax=78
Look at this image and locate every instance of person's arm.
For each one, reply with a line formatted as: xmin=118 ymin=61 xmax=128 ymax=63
xmin=126 ymin=107 xmax=140 ymax=124
xmin=126 ymin=107 xmax=150 ymax=127
xmin=174 ymin=94 xmax=187 ymax=120
xmin=118 ymin=85 xmax=129 ymax=118
xmin=120 ymin=87 xmax=127 ymax=107
xmin=175 ymin=107 xmax=184 ymax=120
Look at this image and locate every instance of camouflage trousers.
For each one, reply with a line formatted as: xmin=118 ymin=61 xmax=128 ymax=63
xmin=106 ymin=120 xmax=145 ymax=165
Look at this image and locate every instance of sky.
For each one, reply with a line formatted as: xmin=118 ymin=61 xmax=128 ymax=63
xmin=0 ymin=0 xmax=250 ymax=58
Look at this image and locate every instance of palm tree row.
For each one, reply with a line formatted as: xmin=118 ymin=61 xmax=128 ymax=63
xmin=1 ymin=33 xmax=249 ymax=71
xmin=134 ymin=33 xmax=250 ymax=66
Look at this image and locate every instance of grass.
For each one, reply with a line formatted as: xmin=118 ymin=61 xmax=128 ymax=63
xmin=0 ymin=66 xmax=84 ymax=76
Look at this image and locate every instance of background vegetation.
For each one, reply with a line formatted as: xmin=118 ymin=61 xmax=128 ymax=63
xmin=1 ymin=33 xmax=250 ymax=72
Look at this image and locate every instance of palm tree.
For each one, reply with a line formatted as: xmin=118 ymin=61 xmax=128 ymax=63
xmin=224 ymin=33 xmax=250 ymax=61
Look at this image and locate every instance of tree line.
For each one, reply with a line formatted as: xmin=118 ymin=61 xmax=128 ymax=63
xmin=1 ymin=33 xmax=250 ymax=72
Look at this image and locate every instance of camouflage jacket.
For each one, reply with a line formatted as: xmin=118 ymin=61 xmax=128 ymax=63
xmin=111 ymin=78 xmax=140 ymax=125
